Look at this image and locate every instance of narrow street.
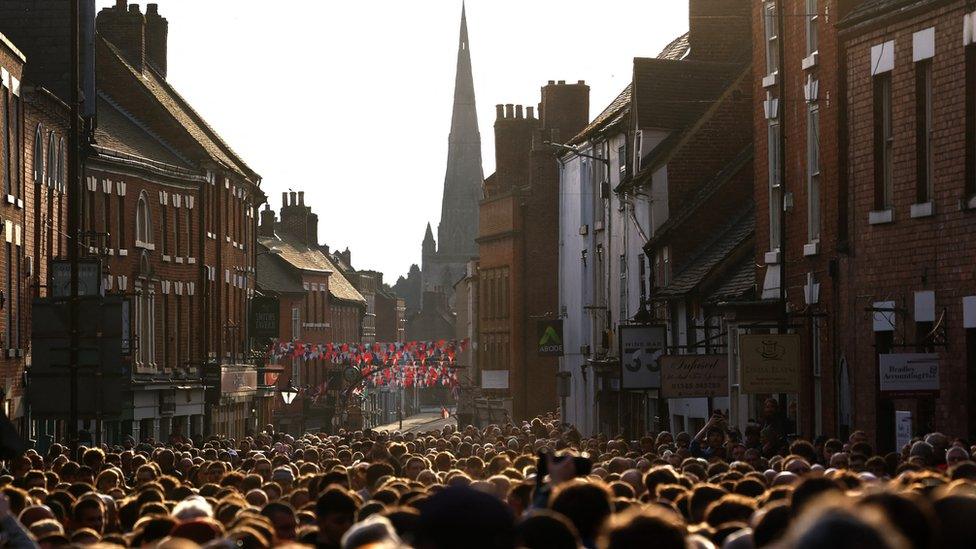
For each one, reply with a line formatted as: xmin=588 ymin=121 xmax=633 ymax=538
xmin=373 ymin=406 xmax=457 ymax=434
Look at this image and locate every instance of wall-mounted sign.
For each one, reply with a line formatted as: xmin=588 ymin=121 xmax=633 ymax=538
xmin=220 ymin=369 xmax=258 ymax=394
xmin=537 ymin=320 xmax=564 ymax=357
xmin=250 ymin=296 xmax=280 ymax=340
xmin=51 ymin=259 xmax=102 ymax=297
xmin=661 ymin=354 xmax=729 ymax=399
xmin=879 ymin=353 xmax=939 ymax=394
xmin=739 ymin=334 xmax=801 ymax=394
xmin=481 ymin=370 xmax=509 ymax=390
xmin=619 ymin=325 xmax=667 ymax=390
xmin=895 ymin=410 xmax=913 ymax=451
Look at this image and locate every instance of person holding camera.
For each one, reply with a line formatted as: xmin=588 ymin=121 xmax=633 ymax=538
xmin=691 ymin=410 xmax=729 ymax=462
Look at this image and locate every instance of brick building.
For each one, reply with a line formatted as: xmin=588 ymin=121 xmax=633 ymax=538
xmin=834 ymin=0 xmax=976 ymax=447
xmin=0 ymin=31 xmax=72 ymax=434
xmin=479 ymin=81 xmax=589 ymax=421
xmin=3 ymin=1 xmax=267 ymax=442
xmin=257 ymin=192 xmax=365 ymax=432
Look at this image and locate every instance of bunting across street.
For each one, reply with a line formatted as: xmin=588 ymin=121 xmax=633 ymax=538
xmin=264 ymin=339 xmax=470 ymax=389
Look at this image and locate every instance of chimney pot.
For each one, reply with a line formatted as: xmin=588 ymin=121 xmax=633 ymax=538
xmin=578 ymin=80 xmax=585 ymax=85
xmin=128 ymin=4 xmax=141 ymax=13
xmin=496 ymin=104 xmax=504 ymax=119
xmin=516 ymin=105 xmax=523 ymax=119
xmin=558 ymin=80 xmax=566 ymax=85
xmin=298 ymin=191 xmax=305 ymax=205
xmin=548 ymin=80 xmax=555 ymax=85
xmin=505 ymin=104 xmax=514 ymax=118
xmin=115 ymin=0 xmax=126 ymax=9
xmin=527 ymin=106 xmax=535 ymax=119
xmin=289 ymin=191 xmax=297 ymax=206
xmin=147 ymin=2 xmax=158 ymax=14
xmin=281 ymin=192 xmax=287 ymax=207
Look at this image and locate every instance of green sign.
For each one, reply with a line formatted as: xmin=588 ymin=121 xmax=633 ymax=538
xmin=537 ymin=320 xmax=564 ymax=357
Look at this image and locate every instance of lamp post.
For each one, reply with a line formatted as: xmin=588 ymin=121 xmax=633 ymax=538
xmin=280 ymin=384 xmax=298 ymax=406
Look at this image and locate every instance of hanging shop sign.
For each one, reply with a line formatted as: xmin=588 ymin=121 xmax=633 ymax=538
xmin=660 ymin=354 xmax=729 ymax=399
xmin=537 ymin=320 xmax=564 ymax=357
xmin=879 ymin=353 xmax=940 ymax=395
xmin=739 ymin=334 xmax=801 ymax=394
xmin=619 ymin=325 xmax=667 ymax=390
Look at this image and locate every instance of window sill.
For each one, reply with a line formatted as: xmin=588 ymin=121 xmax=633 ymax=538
xmin=5 ymin=195 xmax=13 ymax=206
xmin=225 ymin=236 xmax=231 ymax=243
xmin=118 ymin=249 xmax=129 ymax=257
xmin=762 ymin=73 xmax=778 ymax=88
xmin=175 ymin=257 xmax=184 ymax=264
xmin=910 ymin=201 xmax=934 ymax=218
xmin=162 ymin=255 xmax=171 ymax=262
xmin=803 ymin=241 xmax=820 ymax=257
xmin=802 ymin=51 xmax=819 ymax=70
xmin=135 ymin=241 xmax=156 ymax=251
xmin=961 ymin=195 xmax=976 ymax=211
xmin=868 ymin=209 xmax=893 ymax=225
xmin=764 ymin=249 xmax=781 ymax=265
xmin=188 ymin=257 xmax=197 ymax=265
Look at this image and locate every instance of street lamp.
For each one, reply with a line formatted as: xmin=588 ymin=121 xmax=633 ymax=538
xmin=280 ymin=384 xmax=299 ymax=405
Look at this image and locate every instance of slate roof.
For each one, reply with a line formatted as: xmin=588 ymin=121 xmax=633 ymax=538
xmin=94 ymin=95 xmax=193 ymax=169
xmin=256 ymin=248 xmax=305 ymax=294
xmin=654 ymin=209 xmax=754 ymax=299
xmin=838 ymin=0 xmax=947 ymax=29
xmin=98 ymin=37 xmax=259 ymax=180
xmin=569 ymin=33 xmax=690 ymax=145
xmin=258 ymin=234 xmax=366 ymax=305
xmin=707 ymin=256 xmax=756 ymax=303
xmin=643 ymin=145 xmax=753 ymax=250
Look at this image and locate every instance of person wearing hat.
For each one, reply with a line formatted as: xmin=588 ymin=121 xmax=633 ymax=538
xmin=272 ymin=466 xmax=296 ymax=494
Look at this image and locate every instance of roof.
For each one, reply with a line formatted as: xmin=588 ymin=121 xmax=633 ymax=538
xmin=98 ymin=37 xmax=259 ymax=181
xmin=258 ymin=234 xmax=366 ymax=305
xmin=256 ymin=249 xmax=305 ymax=294
xmin=569 ymin=33 xmax=690 ymax=145
xmin=707 ymin=256 xmax=756 ymax=303
xmin=94 ymin=95 xmax=193 ymax=169
xmin=838 ymin=0 xmax=947 ymax=29
xmin=632 ymin=58 xmax=743 ymax=130
xmin=654 ymin=209 xmax=754 ymax=299
xmin=643 ymin=145 xmax=753 ymax=250
xmin=0 ymin=31 xmax=25 ymax=62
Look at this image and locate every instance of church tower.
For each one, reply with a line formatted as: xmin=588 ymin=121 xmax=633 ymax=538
xmin=423 ymin=3 xmax=484 ymax=294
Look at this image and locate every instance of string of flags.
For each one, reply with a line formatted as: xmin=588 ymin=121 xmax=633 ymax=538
xmin=266 ymin=339 xmax=470 ymax=390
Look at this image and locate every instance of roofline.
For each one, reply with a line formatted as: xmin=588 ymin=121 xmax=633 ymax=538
xmin=837 ymin=0 xmax=953 ymax=32
xmin=0 ymin=32 xmax=26 ymax=63
xmin=89 ymin=147 xmax=209 ymax=183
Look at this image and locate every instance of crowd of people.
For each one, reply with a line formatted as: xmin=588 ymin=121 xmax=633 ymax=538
xmin=1 ymin=403 xmax=976 ymax=548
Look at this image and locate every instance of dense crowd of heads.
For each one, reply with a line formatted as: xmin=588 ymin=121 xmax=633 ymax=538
xmin=3 ymin=408 xmax=976 ymax=549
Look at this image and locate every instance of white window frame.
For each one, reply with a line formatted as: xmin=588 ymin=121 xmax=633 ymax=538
xmin=292 ymin=306 xmax=301 ymax=341
xmin=805 ymin=0 xmax=819 ymax=57
xmin=135 ymin=191 xmax=154 ymax=249
xmin=807 ymin=104 xmax=821 ymax=243
xmin=763 ymin=1 xmax=780 ymax=77
xmin=768 ymin=120 xmax=783 ymax=251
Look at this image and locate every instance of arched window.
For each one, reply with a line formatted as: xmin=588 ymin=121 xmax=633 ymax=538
xmin=57 ymin=138 xmax=65 ymax=191
xmin=46 ymin=132 xmax=56 ymax=189
xmin=32 ymin=126 xmax=43 ymax=184
xmin=136 ymin=191 xmax=153 ymax=246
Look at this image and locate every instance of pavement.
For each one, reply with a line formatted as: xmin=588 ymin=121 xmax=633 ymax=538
xmin=373 ymin=406 xmax=457 ymax=434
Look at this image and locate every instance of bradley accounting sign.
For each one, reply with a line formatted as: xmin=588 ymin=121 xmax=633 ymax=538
xmin=879 ymin=353 xmax=939 ymax=395
xmin=619 ymin=325 xmax=667 ymax=390
xmin=661 ymin=355 xmax=729 ymax=399
xmin=537 ymin=320 xmax=564 ymax=357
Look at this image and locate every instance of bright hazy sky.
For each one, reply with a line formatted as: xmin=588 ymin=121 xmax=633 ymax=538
xmin=96 ymin=0 xmax=690 ymax=281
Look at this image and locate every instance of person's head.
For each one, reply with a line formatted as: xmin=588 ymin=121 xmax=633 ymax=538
xmin=315 ymin=487 xmax=359 ymax=544
xmin=599 ymin=505 xmax=686 ymax=549
xmin=549 ymin=479 xmax=613 ymax=543
xmin=705 ymin=427 xmax=725 ymax=450
xmin=515 ymin=510 xmax=580 ymax=549
xmin=784 ymin=497 xmax=907 ymax=549
xmin=172 ymin=495 xmax=213 ymax=522
xmin=946 ymin=446 xmax=970 ymax=468
xmin=71 ymin=496 xmax=105 ymax=534
xmin=909 ymin=441 xmax=934 ymax=466
xmin=261 ymin=501 xmax=298 ymax=542
xmin=416 ymin=487 xmax=515 ymax=549
xmin=404 ymin=457 xmax=427 ymax=481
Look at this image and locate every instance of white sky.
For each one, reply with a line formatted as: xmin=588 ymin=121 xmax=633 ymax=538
xmin=97 ymin=0 xmax=689 ymax=281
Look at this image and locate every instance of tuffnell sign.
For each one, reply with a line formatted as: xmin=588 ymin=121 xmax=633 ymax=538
xmin=661 ymin=355 xmax=729 ymax=399
xmin=537 ymin=320 xmax=564 ymax=357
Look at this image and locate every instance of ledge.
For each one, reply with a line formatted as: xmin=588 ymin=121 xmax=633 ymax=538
xmin=118 ymin=249 xmax=129 ymax=257
xmin=764 ymin=250 xmax=781 ymax=265
xmin=910 ymin=201 xmax=934 ymax=218
xmin=762 ymin=73 xmax=778 ymax=89
xmin=868 ymin=209 xmax=893 ymax=225
xmin=802 ymin=51 xmax=819 ymax=70
xmin=135 ymin=241 xmax=155 ymax=251
xmin=803 ymin=241 xmax=820 ymax=257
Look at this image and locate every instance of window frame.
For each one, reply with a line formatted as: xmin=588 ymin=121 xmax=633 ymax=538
xmin=915 ymin=59 xmax=934 ymax=204
xmin=768 ymin=120 xmax=783 ymax=250
xmin=874 ymin=73 xmax=894 ymax=210
xmin=807 ymin=104 xmax=822 ymax=242
xmin=763 ymin=1 xmax=780 ymax=76
xmin=805 ymin=0 xmax=819 ymax=57
xmin=136 ymin=191 xmax=154 ymax=247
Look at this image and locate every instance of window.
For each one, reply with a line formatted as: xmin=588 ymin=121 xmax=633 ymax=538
xmin=185 ymin=206 xmax=192 ymax=257
xmin=103 ymin=192 xmax=112 ymax=248
xmin=117 ymin=193 xmax=125 ymax=250
xmin=806 ymin=0 xmax=819 ymax=57
xmin=161 ymin=198 xmax=169 ymax=254
xmin=916 ymin=60 xmax=933 ymax=204
xmin=136 ymin=192 xmax=153 ymax=246
xmin=967 ymin=45 xmax=976 ymax=197
xmin=768 ymin=121 xmax=783 ymax=249
xmin=619 ymin=254 xmax=628 ymax=322
xmin=617 ymin=144 xmax=627 ymax=183
xmin=174 ymin=206 xmax=181 ymax=257
xmin=32 ymin=126 xmax=43 ymax=185
xmin=162 ymin=294 xmax=170 ymax=369
xmin=808 ymin=105 xmax=821 ymax=241
xmin=874 ymin=73 xmax=893 ymax=210
xmin=2 ymin=80 xmax=9 ymax=197
xmin=5 ymin=243 xmax=11 ymax=349
xmin=763 ymin=1 xmax=780 ymax=76
xmin=292 ymin=307 xmax=301 ymax=340
xmin=136 ymin=287 xmax=157 ymax=368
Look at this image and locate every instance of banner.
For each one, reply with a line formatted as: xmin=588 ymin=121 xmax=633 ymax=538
xmin=739 ymin=334 xmax=801 ymax=393
xmin=537 ymin=320 xmax=564 ymax=357
xmin=879 ymin=353 xmax=939 ymax=394
xmin=661 ymin=355 xmax=728 ymax=399
xmin=619 ymin=325 xmax=667 ymax=390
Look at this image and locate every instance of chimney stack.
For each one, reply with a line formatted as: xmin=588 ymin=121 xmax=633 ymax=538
xmin=259 ymin=204 xmax=276 ymax=238
xmin=298 ymin=191 xmax=305 ymax=206
xmin=145 ymin=3 xmax=168 ymax=77
xmin=96 ymin=1 xmax=147 ymax=72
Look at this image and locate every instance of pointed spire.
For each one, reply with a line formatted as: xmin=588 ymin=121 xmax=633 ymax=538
xmin=460 ymin=1 xmax=468 ymax=50
xmin=424 ymin=222 xmax=435 ymax=242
